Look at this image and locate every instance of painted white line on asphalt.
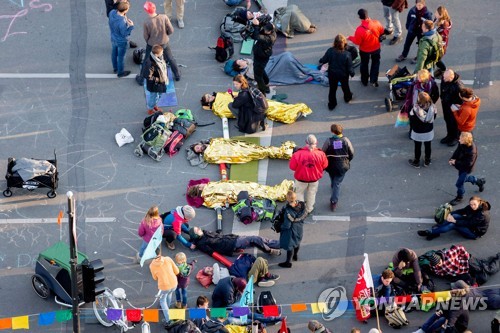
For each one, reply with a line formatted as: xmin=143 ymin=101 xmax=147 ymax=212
xmin=0 ymin=217 xmax=117 ymax=224
xmin=313 ymin=215 xmax=351 ymax=222
xmin=367 ymin=216 xmax=435 ymax=224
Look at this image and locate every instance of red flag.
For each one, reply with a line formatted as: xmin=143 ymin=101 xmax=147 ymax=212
xmin=352 ymin=253 xmax=374 ymax=321
xmin=278 ymin=317 xmax=288 ymax=333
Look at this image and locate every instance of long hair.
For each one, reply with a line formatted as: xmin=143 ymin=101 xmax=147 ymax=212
xmin=436 ymin=6 xmax=450 ymax=22
xmin=233 ymin=74 xmax=249 ymax=89
xmin=144 ymin=206 xmax=159 ymax=227
xmin=333 ymin=34 xmax=346 ymax=51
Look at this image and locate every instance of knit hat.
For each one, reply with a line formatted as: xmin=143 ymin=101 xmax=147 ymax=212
xmin=182 ymin=205 xmax=196 ymax=220
xmin=429 ymin=253 xmax=441 ymax=266
xmin=233 ymin=277 xmax=247 ymax=293
xmin=308 ymin=320 xmax=325 ymax=332
xmin=358 ymin=9 xmax=368 ymax=20
xmin=189 ymin=227 xmax=200 ymax=240
xmin=143 ymin=1 xmax=156 ymax=15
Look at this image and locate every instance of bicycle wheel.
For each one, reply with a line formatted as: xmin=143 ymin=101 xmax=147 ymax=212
xmin=93 ymin=288 xmax=119 ymax=327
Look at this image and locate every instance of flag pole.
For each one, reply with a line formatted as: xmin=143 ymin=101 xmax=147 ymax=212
xmin=371 ymin=285 xmax=381 ymax=332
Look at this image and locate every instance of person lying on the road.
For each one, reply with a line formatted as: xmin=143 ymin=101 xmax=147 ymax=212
xmin=188 ymin=226 xmax=281 ymax=257
xmin=450 ymin=279 xmax=500 ymax=310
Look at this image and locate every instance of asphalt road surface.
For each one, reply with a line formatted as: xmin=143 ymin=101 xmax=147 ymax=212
xmin=0 ymin=0 xmax=499 ymax=332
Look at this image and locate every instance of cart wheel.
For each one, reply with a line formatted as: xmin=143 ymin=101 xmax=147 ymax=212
xmin=3 ymin=189 xmax=12 ymax=197
xmin=93 ymin=288 xmax=119 ymax=327
xmin=385 ymin=97 xmax=393 ymax=112
xmin=47 ymin=191 xmax=57 ymax=199
xmin=32 ymin=274 xmax=50 ymax=299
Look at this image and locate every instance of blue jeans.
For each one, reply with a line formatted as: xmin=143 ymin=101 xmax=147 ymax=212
xmin=421 ymin=313 xmax=446 ymax=333
xmin=359 ymin=48 xmax=381 ymax=84
xmin=430 ymin=214 xmax=477 ymax=239
xmin=111 ymin=40 xmax=128 ymax=75
xmin=235 ymin=236 xmax=280 ymax=254
xmin=144 ymin=81 xmax=163 ymax=109
xmin=175 ymin=287 xmax=187 ymax=306
xmin=328 ymin=172 xmax=345 ymax=204
xmin=138 ymin=240 xmax=148 ymax=258
xmin=159 ymin=287 xmax=176 ymax=321
xmin=456 ymin=171 xmax=477 ymax=197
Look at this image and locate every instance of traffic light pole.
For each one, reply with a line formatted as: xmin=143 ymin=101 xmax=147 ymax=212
xmin=67 ymin=191 xmax=80 ymax=333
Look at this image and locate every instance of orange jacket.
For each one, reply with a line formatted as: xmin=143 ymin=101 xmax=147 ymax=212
xmin=150 ymin=256 xmax=179 ymax=290
xmin=453 ymin=96 xmax=480 ymax=132
xmin=348 ymin=19 xmax=384 ymax=53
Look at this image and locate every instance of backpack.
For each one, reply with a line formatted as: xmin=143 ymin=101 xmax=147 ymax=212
xmin=251 ymin=198 xmax=277 ymax=222
xmin=257 ymin=291 xmax=278 ymax=314
xmin=271 ymin=208 xmax=284 ymax=233
xmin=220 ymin=10 xmax=246 ymax=43
xmin=434 ymin=202 xmax=452 ymax=224
xmin=200 ymin=320 xmax=228 ymax=333
xmin=384 ymin=303 xmax=409 ymax=328
xmin=133 ymin=48 xmax=145 ymax=65
xmin=141 ymin=122 xmax=169 ymax=148
xmin=163 ymin=131 xmax=185 ymax=157
xmin=164 ymin=320 xmax=201 ymax=333
xmin=175 ymin=108 xmax=194 ymax=121
xmin=427 ymin=34 xmax=444 ymax=63
xmin=172 ymin=118 xmax=197 ymax=138
xmin=215 ymin=34 xmax=234 ymax=63
xmin=232 ymin=191 xmax=258 ymax=224
xmin=249 ymin=86 xmax=269 ymax=114
xmin=142 ymin=112 xmax=162 ymax=132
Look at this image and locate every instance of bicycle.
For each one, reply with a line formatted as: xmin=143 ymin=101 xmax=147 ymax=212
xmin=93 ymin=287 xmax=161 ymax=333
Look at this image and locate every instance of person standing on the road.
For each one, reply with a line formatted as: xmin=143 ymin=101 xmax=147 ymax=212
xmin=408 ymin=92 xmax=437 ymax=168
xmin=149 ymin=248 xmax=179 ymax=324
xmin=348 ymin=9 xmax=384 ymax=87
xmin=289 ymin=134 xmax=328 ymax=214
xmin=321 ymin=124 xmax=354 ymax=212
xmin=137 ymin=205 xmax=163 ymax=261
xmin=142 ymin=45 xmax=168 ymax=115
xmin=440 ymin=69 xmax=464 ymax=146
xmin=252 ymin=22 xmax=277 ymax=95
xmin=453 ymin=87 xmax=481 ymax=134
xmin=143 ymin=1 xmax=181 ymax=81
xmin=433 ymin=5 xmax=452 ymax=76
xmin=318 ymin=34 xmax=354 ymax=111
xmin=448 ymin=132 xmax=485 ymax=206
xmin=381 ymin=0 xmax=407 ymax=45
xmin=276 ymin=190 xmax=307 ymax=268
xmin=395 ymin=0 xmax=433 ymax=63
xmin=108 ymin=1 xmax=134 ymax=77
xmin=164 ymin=0 xmax=185 ymax=29
xmin=105 ymin=0 xmax=138 ymax=48
xmin=414 ymin=20 xmax=442 ymax=73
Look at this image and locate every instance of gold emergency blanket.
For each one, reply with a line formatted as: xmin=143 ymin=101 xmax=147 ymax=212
xmin=201 ymin=179 xmax=294 ymax=208
xmin=210 ymin=92 xmax=313 ymax=123
xmin=203 ymin=138 xmax=296 ymax=164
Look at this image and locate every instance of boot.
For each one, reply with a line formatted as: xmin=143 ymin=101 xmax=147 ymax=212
xmin=175 ymin=301 xmax=182 ymax=309
xmin=408 ymin=159 xmax=420 ymax=168
xmin=476 ymin=178 xmax=486 ymax=192
xmin=450 ymin=196 xmax=463 ymax=206
xmin=292 ymin=246 xmax=299 ymax=261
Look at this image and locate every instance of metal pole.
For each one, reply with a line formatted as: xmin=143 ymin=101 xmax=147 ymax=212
xmin=67 ymin=191 xmax=80 ymax=333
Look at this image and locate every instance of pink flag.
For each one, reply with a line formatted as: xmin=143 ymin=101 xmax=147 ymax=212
xmin=352 ymin=253 xmax=374 ymax=322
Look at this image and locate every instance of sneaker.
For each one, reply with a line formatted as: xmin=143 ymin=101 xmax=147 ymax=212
xmin=424 ymin=159 xmax=431 ymax=167
xmin=278 ymin=262 xmax=292 ymax=268
xmin=417 ymin=230 xmax=430 ymax=237
xmin=408 ymin=159 xmax=420 ymax=168
xmin=450 ymin=196 xmax=463 ymax=206
xmin=258 ymin=280 xmax=275 ymax=287
xmin=330 ymin=201 xmax=337 ymax=212
xmin=153 ymin=106 xmax=163 ymax=112
xmin=476 ymin=178 xmax=486 ymax=192
xmin=371 ymin=82 xmax=379 ymax=88
xmin=269 ymin=249 xmax=281 ymax=256
xmin=395 ymin=55 xmax=406 ymax=62
xmin=177 ymin=19 xmax=184 ymax=29
xmin=328 ymin=103 xmax=336 ymax=111
xmin=426 ymin=233 xmax=440 ymax=240
xmin=264 ymin=273 xmax=280 ymax=281
xmin=117 ymin=70 xmax=131 ymax=78
xmin=389 ymin=36 xmax=402 ymax=45
xmin=166 ymin=241 xmax=176 ymax=250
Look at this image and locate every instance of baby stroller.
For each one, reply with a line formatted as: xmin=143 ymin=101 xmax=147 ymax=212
xmin=3 ymin=151 xmax=58 ymax=198
xmin=384 ymin=65 xmax=416 ymax=112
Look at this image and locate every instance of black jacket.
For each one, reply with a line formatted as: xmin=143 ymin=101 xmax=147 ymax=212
xmin=322 ymin=136 xmax=354 ymax=175
xmin=193 ymin=230 xmax=238 ymax=256
xmin=441 ymin=72 xmax=464 ymax=107
xmin=453 ymin=201 xmax=491 ymax=237
xmin=212 ymin=276 xmax=239 ymax=308
xmin=142 ymin=55 xmax=168 ymax=93
xmin=406 ymin=6 xmax=433 ymax=33
xmin=252 ymin=28 xmax=276 ymax=60
xmin=231 ymin=89 xmax=260 ymax=134
xmin=319 ymin=48 xmax=353 ymax=78
xmin=451 ymin=143 xmax=477 ymax=173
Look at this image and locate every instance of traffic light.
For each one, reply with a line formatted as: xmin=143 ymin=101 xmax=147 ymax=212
xmin=81 ymin=259 xmax=105 ymax=303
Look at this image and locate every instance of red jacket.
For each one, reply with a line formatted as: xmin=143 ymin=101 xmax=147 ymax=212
xmin=348 ymin=18 xmax=384 ymax=53
xmin=289 ymin=147 xmax=328 ymax=183
xmin=454 ymin=96 xmax=480 ymax=132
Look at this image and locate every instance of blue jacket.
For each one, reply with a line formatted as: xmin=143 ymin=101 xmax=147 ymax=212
xmin=405 ymin=6 xmax=433 ymax=34
xmin=212 ymin=277 xmax=239 ymax=308
xmin=108 ymin=9 xmax=134 ymax=43
xmin=163 ymin=208 xmax=192 ymax=248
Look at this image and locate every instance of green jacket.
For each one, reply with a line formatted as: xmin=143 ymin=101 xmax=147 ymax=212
xmin=415 ymin=30 xmax=442 ymax=72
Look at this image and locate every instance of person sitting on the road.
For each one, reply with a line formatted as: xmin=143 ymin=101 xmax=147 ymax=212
xmin=451 ymin=279 xmax=500 ymax=310
xmin=413 ymin=289 xmax=469 ymax=333
xmin=389 ymin=248 xmax=425 ymax=293
xmin=189 ymin=226 xmax=281 ymax=256
xmin=229 ymin=253 xmax=280 ymax=287
xmin=418 ymin=196 xmax=491 ymax=240
xmin=427 ymin=245 xmax=473 ymax=285
xmin=211 ymin=276 xmax=247 ymax=308
xmin=373 ymin=269 xmax=395 ymax=299
xmin=162 ymin=205 xmax=196 ymax=250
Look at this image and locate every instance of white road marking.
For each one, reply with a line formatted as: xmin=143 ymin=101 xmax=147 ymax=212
xmin=367 ymin=216 xmax=435 ymax=224
xmin=0 ymin=217 xmax=117 ymax=224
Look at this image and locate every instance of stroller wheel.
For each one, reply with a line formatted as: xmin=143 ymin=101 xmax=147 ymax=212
xmin=3 ymin=189 xmax=12 ymax=197
xmin=32 ymin=274 xmax=51 ymax=299
xmin=385 ymin=98 xmax=393 ymax=112
xmin=47 ymin=190 xmax=57 ymax=199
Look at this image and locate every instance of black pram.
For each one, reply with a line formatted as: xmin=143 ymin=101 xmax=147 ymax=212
xmin=3 ymin=151 xmax=58 ymax=198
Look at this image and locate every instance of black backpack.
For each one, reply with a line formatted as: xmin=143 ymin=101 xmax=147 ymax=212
xmin=142 ymin=112 xmax=162 ymax=132
xmin=271 ymin=208 xmax=284 ymax=233
xmin=257 ymin=290 xmax=278 ymax=314
xmin=249 ymin=86 xmax=268 ymax=114
xmin=214 ymin=34 xmax=234 ymax=62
